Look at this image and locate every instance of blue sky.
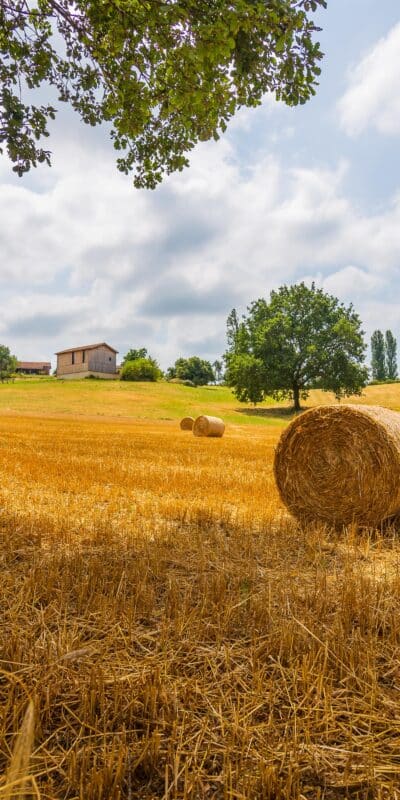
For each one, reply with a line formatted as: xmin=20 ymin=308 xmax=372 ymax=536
xmin=0 ymin=1 xmax=399 ymax=370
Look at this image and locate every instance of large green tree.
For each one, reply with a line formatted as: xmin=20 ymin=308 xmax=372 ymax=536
xmin=1 ymin=0 xmax=326 ymax=187
xmin=385 ymin=330 xmax=398 ymax=381
xmin=371 ymin=330 xmax=386 ymax=381
xmin=0 ymin=345 xmax=17 ymax=382
xmin=225 ymin=283 xmax=368 ymax=411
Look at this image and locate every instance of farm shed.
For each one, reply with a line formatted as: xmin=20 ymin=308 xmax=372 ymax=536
xmin=16 ymin=361 xmax=51 ymax=375
xmin=55 ymin=343 xmax=118 ymax=379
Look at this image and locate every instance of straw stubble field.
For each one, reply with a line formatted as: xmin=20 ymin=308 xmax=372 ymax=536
xmin=1 ymin=411 xmax=400 ymax=799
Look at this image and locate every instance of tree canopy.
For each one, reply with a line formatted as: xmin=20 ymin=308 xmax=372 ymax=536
xmin=168 ymin=357 xmax=214 ymax=386
xmin=225 ymin=283 xmax=368 ymax=411
xmin=0 ymin=345 xmax=17 ymax=381
xmin=122 ymin=347 xmax=159 ymax=365
xmin=1 ymin=0 xmax=326 ymax=187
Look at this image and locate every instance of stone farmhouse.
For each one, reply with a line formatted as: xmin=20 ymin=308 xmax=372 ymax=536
xmin=55 ymin=342 xmax=118 ymax=379
xmin=16 ymin=361 xmax=51 ymax=376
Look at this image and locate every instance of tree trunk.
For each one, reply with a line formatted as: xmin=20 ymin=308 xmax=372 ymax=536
xmin=293 ymin=383 xmax=301 ymax=412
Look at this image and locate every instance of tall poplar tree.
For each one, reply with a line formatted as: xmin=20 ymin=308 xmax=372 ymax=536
xmin=371 ymin=330 xmax=386 ymax=381
xmin=385 ymin=330 xmax=398 ymax=381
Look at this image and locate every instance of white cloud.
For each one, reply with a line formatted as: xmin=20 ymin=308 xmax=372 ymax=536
xmin=309 ymin=266 xmax=385 ymax=301
xmin=338 ymin=22 xmax=400 ymax=136
xmin=1 ymin=114 xmax=400 ymax=368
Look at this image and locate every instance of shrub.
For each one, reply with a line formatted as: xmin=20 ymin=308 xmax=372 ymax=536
xmin=120 ymin=358 xmax=161 ymax=382
xmin=369 ymin=378 xmax=400 ymax=386
xmin=168 ymin=378 xmax=195 ymax=387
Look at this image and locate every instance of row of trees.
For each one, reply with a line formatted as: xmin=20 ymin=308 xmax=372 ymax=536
xmin=121 ymin=289 xmax=398 ymax=406
xmin=2 ymin=287 xmax=398 ymax=402
xmin=370 ymin=330 xmax=398 ymax=382
xmin=120 ymin=307 xmax=399 ymax=403
xmin=119 ymin=284 xmax=392 ymax=410
xmin=120 ymin=350 xmax=221 ymax=386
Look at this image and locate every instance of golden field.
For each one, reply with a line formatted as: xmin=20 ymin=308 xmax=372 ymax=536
xmin=2 ymin=382 xmax=400 ymax=799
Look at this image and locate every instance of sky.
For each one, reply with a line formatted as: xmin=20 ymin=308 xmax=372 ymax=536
xmin=1 ymin=0 xmax=399 ymax=371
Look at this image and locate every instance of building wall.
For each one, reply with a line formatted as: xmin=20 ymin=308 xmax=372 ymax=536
xmin=57 ymin=350 xmax=87 ymax=376
xmin=58 ymin=370 xmax=118 ymax=380
xmin=88 ymin=346 xmax=117 ymax=374
xmin=57 ymin=347 xmax=117 ymax=377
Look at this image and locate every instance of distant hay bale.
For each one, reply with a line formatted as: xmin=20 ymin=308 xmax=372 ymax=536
xmin=193 ymin=415 xmax=225 ymax=438
xmin=274 ymin=405 xmax=400 ymax=528
xmin=180 ymin=416 xmax=194 ymax=431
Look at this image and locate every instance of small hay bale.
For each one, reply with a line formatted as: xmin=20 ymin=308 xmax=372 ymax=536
xmin=274 ymin=404 xmax=400 ymax=528
xmin=193 ymin=415 xmax=225 ymax=438
xmin=180 ymin=416 xmax=194 ymax=431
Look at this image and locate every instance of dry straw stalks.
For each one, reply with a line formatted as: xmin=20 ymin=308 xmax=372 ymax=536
xmin=2 ymin=698 xmax=35 ymax=799
xmin=1 ymin=415 xmax=400 ymax=798
xmin=274 ymin=404 xmax=400 ymax=528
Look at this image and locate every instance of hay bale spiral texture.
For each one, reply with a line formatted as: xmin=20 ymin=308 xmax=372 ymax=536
xmin=274 ymin=405 xmax=400 ymax=527
xmin=180 ymin=416 xmax=194 ymax=431
xmin=193 ymin=415 xmax=225 ymax=438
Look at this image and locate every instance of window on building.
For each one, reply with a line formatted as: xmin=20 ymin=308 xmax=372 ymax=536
xmin=109 ymin=356 xmax=112 ymax=361
xmin=72 ymin=351 xmax=75 ymax=365
xmin=82 ymin=350 xmax=85 ymax=363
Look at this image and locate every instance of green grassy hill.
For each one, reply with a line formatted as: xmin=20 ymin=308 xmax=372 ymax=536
xmin=1 ymin=377 xmax=400 ymax=426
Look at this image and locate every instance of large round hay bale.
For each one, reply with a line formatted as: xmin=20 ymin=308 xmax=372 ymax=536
xmin=193 ymin=415 xmax=225 ymax=438
xmin=274 ymin=405 xmax=400 ymax=528
xmin=180 ymin=416 xmax=194 ymax=430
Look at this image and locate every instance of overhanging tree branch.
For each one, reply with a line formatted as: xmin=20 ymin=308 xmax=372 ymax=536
xmin=0 ymin=0 xmax=327 ymax=187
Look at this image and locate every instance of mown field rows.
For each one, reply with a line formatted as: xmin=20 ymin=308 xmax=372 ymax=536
xmin=1 ymin=395 xmax=400 ymax=798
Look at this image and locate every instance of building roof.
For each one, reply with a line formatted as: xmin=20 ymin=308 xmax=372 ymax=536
xmin=17 ymin=361 xmax=51 ymax=369
xmin=55 ymin=342 xmax=118 ymax=355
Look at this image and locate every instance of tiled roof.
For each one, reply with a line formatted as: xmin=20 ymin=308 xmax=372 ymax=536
xmin=17 ymin=361 xmax=51 ymax=369
xmin=55 ymin=342 xmax=118 ymax=355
